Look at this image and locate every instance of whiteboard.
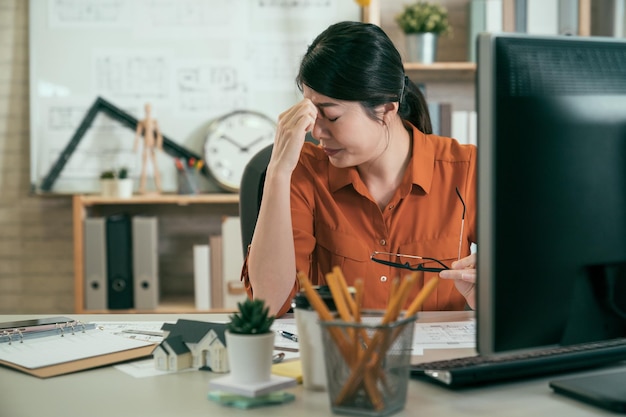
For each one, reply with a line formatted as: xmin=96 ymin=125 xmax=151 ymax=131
xmin=29 ymin=0 xmax=360 ymax=193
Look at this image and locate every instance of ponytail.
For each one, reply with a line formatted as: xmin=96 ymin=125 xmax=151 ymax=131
xmin=398 ymin=76 xmax=432 ymax=134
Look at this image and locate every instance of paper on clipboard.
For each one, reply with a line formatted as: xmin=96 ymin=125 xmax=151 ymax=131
xmin=0 ymin=319 xmax=156 ymax=378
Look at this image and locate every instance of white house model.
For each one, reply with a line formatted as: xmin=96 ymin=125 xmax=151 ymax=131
xmin=153 ymin=319 xmax=229 ymax=373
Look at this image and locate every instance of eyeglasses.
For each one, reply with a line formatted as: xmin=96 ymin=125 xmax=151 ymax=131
xmin=370 ymin=187 xmax=466 ymax=273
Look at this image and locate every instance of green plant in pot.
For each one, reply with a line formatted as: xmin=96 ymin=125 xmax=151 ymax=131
xmin=116 ymin=167 xmax=133 ymax=198
xmin=118 ymin=167 xmax=129 ymax=179
xmin=226 ymin=298 xmax=276 ymax=383
xmin=395 ymin=1 xmax=451 ymax=64
xmin=227 ymin=298 xmax=275 ymax=335
xmin=100 ymin=170 xmax=115 ymax=180
xmin=99 ymin=169 xmax=116 ymax=197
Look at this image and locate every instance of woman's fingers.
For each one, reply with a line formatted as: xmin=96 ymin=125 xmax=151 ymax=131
xmin=270 ymin=99 xmax=318 ymax=174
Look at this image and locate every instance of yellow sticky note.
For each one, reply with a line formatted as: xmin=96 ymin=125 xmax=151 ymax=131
xmin=272 ymin=360 xmax=302 ymax=384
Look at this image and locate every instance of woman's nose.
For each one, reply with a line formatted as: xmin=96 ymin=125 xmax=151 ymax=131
xmin=311 ymin=117 xmax=325 ymax=139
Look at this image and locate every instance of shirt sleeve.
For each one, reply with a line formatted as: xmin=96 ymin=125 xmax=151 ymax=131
xmin=240 ymin=145 xmax=319 ymax=317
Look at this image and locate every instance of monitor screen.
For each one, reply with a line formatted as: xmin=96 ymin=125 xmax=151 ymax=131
xmin=476 ymin=33 xmax=626 ymax=355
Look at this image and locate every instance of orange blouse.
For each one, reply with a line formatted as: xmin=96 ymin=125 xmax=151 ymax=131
xmin=242 ymin=124 xmax=477 ymax=316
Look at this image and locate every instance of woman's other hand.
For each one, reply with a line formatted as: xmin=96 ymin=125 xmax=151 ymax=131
xmin=439 ymin=253 xmax=476 ymax=309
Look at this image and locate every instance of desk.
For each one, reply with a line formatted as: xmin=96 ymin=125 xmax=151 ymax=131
xmin=0 ymin=312 xmax=621 ymax=417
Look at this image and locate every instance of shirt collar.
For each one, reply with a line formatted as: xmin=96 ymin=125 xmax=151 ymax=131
xmin=328 ymin=122 xmax=435 ymax=194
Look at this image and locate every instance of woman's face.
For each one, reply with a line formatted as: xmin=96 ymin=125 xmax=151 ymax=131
xmin=303 ymin=85 xmax=388 ymax=168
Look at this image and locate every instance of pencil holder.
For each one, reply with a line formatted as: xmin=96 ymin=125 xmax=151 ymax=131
xmin=319 ymin=314 xmax=415 ymax=417
xmin=177 ymin=167 xmax=199 ymax=195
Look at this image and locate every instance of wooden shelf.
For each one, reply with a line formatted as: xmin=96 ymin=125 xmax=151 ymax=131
xmin=404 ymin=62 xmax=476 ymax=82
xmin=78 ymin=295 xmax=237 ymax=314
xmin=72 ymin=193 xmax=240 ymax=314
xmin=76 ymin=193 xmax=239 ymax=206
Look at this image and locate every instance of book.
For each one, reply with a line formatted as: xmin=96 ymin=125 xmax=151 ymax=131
xmin=428 ymin=101 xmax=441 ymax=135
xmin=452 ymin=110 xmax=470 ymax=145
xmin=526 ymin=0 xmax=558 ymax=35
xmin=209 ymin=234 xmax=223 ymax=309
xmin=439 ymin=103 xmax=453 ymax=138
xmin=193 ymin=244 xmax=211 ymax=310
xmin=558 ymin=0 xmax=579 ymax=35
xmin=468 ymin=0 xmax=502 ymax=62
xmin=0 ymin=317 xmax=155 ymax=378
xmin=221 ymin=216 xmax=247 ymax=309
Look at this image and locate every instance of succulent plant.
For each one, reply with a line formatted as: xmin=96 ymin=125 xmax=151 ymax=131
xmin=118 ymin=167 xmax=129 ymax=179
xmin=227 ymin=298 xmax=275 ymax=335
xmin=100 ymin=170 xmax=115 ymax=179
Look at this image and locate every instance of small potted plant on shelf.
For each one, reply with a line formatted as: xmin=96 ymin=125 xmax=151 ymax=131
xmin=225 ymin=298 xmax=276 ymax=383
xmin=395 ymin=1 xmax=451 ymax=64
xmin=116 ymin=167 xmax=133 ymax=199
xmin=99 ymin=169 xmax=117 ymax=197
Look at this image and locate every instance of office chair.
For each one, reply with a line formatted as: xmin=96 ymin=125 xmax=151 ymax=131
xmin=239 ymin=144 xmax=273 ymax=256
xmin=239 ymin=133 xmax=318 ymax=257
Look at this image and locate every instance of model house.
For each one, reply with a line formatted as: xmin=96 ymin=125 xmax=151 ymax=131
xmin=153 ymin=319 xmax=229 ymax=373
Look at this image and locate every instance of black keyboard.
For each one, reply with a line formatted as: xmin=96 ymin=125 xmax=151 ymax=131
xmin=411 ymin=338 xmax=626 ymax=388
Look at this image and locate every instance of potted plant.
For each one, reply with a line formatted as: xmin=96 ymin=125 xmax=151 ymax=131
xmin=116 ymin=167 xmax=133 ymax=198
xmin=395 ymin=1 xmax=451 ymax=63
xmin=225 ymin=298 xmax=276 ymax=384
xmin=99 ymin=169 xmax=117 ymax=197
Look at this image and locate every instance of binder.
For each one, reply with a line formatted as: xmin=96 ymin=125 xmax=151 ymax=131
xmin=106 ymin=214 xmax=134 ymax=309
xmin=193 ymin=244 xmax=211 ymax=310
xmin=132 ymin=216 xmax=159 ymax=310
xmin=0 ymin=317 xmax=155 ymax=378
xmin=84 ymin=217 xmax=107 ymax=310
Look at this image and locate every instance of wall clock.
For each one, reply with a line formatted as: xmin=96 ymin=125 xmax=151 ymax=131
xmin=203 ymin=110 xmax=276 ymax=192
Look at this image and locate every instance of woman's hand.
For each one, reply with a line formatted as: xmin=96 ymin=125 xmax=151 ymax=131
xmin=269 ymin=98 xmax=318 ymax=176
xmin=439 ymin=253 xmax=476 ymax=309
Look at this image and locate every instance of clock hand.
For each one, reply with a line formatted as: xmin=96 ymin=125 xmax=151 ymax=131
xmin=241 ymin=134 xmax=270 ymax=152
xmin=219 ymin=135 xmax=246 ymax=151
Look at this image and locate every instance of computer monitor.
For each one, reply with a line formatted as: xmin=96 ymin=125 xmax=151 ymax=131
xmin=476 ymin=33 xmax=626 ymax=355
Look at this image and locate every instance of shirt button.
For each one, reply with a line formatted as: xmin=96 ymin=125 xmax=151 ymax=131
xmin=388 ymin=204 xmax=395 ymax=210
xmin=379 ymin=239 xmax=386 ymax=246
xmin=380 ymin=275 xmax=388 ymax=282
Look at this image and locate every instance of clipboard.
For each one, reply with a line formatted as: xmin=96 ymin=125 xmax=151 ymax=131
xmin=0 ymin=317 xmax=156 ymax=378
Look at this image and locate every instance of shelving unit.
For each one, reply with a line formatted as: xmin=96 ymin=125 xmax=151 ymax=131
xmin=363 ymin=0 xmax=592 ymax=110
xmin=73 ymin=193 xmax=239 ymax=314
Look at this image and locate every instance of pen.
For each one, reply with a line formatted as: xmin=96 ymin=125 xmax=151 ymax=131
xmin=272 ymin=352 xmax=285 ymax=364
xmin=278 ymin=330 xmax=298 ymax=343
xmin=122 ymin=329 xmax=164 ymax=337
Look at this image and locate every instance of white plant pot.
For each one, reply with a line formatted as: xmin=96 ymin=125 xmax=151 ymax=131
xmin=405 ymin=32 xmax=438 ymax=64
xmin=225 ymin=331 xmax=275 ymax=384
xmin=100 ymin=179 xmax=117 ymax=198
xmin=116 ymin=178 xmax=133 ymax=198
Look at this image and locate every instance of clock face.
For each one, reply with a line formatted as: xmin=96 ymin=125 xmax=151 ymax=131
xmin=203 ymin=110 xmax=276 ymax=192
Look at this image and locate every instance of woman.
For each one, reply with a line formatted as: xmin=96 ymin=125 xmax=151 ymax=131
xmin=242 ymin=21 xmax=477 ymax=317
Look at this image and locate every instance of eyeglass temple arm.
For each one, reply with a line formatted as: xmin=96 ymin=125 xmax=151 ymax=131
xmin=455 ymin=186 xmax=467 ymax=261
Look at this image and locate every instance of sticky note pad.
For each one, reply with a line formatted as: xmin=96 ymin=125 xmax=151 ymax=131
xmin=208 ymin=391 xmax=295 ymax=409
xmin=272 ymin=360 xmax=303 ymax=384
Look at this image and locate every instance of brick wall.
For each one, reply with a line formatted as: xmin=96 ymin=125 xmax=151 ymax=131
xmin=0 ymin=0 xmax=75 ymax=313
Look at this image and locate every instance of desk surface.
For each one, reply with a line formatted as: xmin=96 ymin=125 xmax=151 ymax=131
xmin=0 ymin=312 xmax=621 ymax=417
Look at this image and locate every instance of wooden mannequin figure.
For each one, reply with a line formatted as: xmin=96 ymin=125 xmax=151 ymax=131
xmin=133 ymin=102 xmax=163 ymax=194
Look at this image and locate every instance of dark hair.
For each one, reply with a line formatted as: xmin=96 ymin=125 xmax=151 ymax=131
xmin=296 ymin=21 xmax=432 ymax=133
